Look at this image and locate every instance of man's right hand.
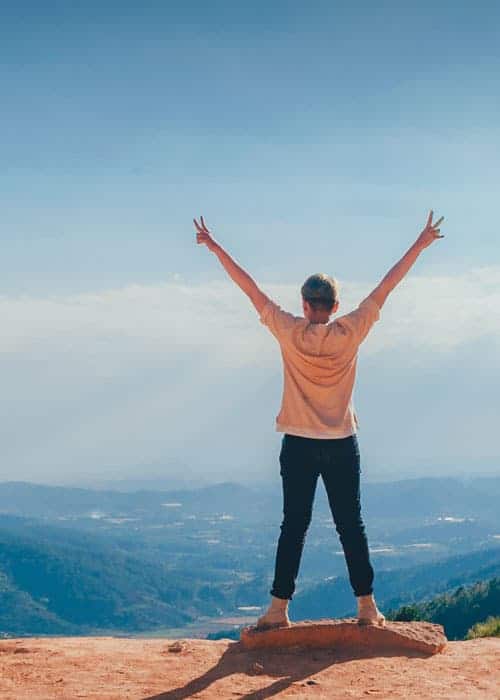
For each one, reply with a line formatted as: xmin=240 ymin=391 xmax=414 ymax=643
xmin=194 ymin=215 xmax=218 ymax=252
xmin=415 ymin=210 xmax=445 ymax=249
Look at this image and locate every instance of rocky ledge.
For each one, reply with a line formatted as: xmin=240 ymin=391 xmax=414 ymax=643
xmin=240 ymin=618 xmax=447 ymax=655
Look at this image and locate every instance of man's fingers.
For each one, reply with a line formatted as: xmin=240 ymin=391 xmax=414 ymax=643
xmin=200 ymin=215 xmax=209 ymax=232
xmin=433 ymin=215 xmax=444 ymax=228
xmin=194 ymin=216 xmax=210 ymax=245
xmin=426 ymin=209 xmax=433 ymax=226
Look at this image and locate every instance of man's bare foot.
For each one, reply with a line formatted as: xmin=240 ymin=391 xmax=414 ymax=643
xmin=357 ymin=594 xmax=386 ymax=626
xmin=255 ymin=595 xmax=291 ymax=630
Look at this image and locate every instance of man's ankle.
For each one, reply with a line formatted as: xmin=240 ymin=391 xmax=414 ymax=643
xmin=270 ymin=594 xmax=289 ymax=607
xmin=357 ymin=593 xmax=375 ymax=602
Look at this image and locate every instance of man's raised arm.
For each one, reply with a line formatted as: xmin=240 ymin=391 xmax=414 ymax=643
xmin=368 ymin=210 xmax=445 ymax=309
xmin=193 ymin=216 xmax=270 ymax=314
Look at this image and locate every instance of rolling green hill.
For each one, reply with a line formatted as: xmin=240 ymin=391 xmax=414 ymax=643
xmin=389 ymin=578 xmax=500 ymax=640
xmin=0 ymin=524 xmax=222 ymax=636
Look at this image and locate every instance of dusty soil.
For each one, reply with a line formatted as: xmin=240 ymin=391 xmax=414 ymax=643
xmin=0 ymin=635 xmax=498 ymax=699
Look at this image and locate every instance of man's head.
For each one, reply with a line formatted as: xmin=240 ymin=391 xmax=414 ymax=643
xmin=301 ymin=273 xmax=340 ymax=323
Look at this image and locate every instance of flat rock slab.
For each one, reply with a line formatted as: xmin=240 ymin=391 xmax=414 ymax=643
xmin=240 ymin=618 xmax=447 ymax=655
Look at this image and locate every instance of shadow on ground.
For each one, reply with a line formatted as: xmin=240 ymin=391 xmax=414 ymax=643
xmin=144 ymin=642 xmax=429 ymax=700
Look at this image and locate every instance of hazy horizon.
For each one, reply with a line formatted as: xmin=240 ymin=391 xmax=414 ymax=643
xmin=2 ymin=463 xmax=500 ymax=492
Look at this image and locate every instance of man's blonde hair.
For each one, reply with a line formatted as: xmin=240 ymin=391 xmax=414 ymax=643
xmin=301 ymin=273 xmax=339 ymax=311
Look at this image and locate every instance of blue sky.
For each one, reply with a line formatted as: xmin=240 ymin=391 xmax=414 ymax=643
xmin=1 ymin=1 xmax=499 ymax=483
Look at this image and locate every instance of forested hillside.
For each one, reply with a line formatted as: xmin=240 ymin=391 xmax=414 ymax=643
xmin=389 ymin=578 xmax=500 ymax=640
xmin=0 ymin=527 xmax=213 ymax=635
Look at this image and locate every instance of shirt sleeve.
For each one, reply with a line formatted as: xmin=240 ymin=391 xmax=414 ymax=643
xmin=337 ymin=295 xmax=381 ymax=345
xmin=259 ymin=299 xmax=299 ymax=342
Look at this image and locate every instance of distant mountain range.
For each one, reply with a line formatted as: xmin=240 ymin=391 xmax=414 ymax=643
xmin=0 ymin=475 xmax=499 ymax=521
xmin=0 ymin=480 xmax=267 ymax=520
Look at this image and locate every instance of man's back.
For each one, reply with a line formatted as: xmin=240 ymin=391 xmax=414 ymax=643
xmin=259 ymin=296 xmax=381 ymax=439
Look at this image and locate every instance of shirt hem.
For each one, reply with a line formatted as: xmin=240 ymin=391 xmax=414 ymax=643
xmin=275 ymin=423 xmax=357 ymax=439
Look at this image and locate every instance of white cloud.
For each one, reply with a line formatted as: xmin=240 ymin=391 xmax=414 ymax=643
xmin=0 ymin=265 xmax=499 ymax=482
xmin=3 ymin=264 xmax=500 ymax=353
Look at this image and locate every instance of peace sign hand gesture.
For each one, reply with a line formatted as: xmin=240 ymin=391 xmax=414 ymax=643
xmin=416 ymin=210 xmax=445 ymax=250
xmin=193 ymin=216 xmax=218 ymax=252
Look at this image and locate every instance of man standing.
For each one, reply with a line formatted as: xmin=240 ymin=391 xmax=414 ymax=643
xmin=194 ymin=211 xmax=444 ymax=629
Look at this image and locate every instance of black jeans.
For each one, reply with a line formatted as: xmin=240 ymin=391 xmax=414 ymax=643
xmin=270 ymin=432 xmax=374 ymax=600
